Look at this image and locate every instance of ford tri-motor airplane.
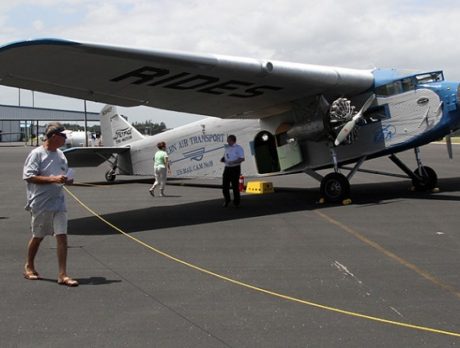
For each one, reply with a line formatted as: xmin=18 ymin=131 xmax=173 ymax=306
xmin=0 ymin=39 xmax=459 ymax=203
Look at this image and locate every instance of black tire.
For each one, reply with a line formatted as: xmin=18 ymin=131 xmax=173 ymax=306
xmin=412 ymin=166 xmax=437 ymax=191
xmin=105 ymin=169 xmax=116 ymax=183
xmin=320 ymin=173 xmax=350 ymax=202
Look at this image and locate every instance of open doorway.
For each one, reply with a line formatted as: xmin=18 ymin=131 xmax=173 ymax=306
xmin=254 ymin=131 xmax=280 ymax=173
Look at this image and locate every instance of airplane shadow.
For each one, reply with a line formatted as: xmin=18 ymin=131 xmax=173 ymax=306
xmin=69 ymin=190 xmax=316 ymax=236
xmin=68 ymin=176 xmax=460 ymax=236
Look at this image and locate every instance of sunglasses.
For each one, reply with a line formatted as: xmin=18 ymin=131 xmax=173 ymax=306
xmin=55 ymin=133 xmax=67 ymax=139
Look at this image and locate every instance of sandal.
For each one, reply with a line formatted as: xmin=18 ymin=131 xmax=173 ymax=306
xmin=24 ymin=270 xmax=39 ymax=280
xmin=58 ymin=276 xmax=79 ymax=287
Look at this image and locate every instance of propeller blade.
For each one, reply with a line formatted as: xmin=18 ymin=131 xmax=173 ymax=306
xmin=334 ymin=94 xmax=375 ymax=146
xmin=334 ymin=119 xmax=357 ymax=146
xmin=446 ymin=135 xmax=453 ymax=159
xmin=360 ymin=93 xmax=376 ymax=113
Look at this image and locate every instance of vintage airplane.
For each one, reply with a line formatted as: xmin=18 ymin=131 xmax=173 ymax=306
xmin=0 ymin=38 xmax=459 ymax=203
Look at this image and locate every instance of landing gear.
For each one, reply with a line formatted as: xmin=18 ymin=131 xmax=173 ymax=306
xmin=412 ymin=166 xmax=437 ymax=191
xmin=316 ymin=147 xmax=352 ymax=204
xmin=304 ymin=146 xmax=439 ymax=205
xmin=412 ymin=147 xmax=438 ymax=191
xmin=389 ymin=148 xmax=439 ymax=192
xmin=105 ymin=169 xmax=116 ymax=182
xmin=104 ymin=155 xmax=118 ymax=183
xmin=320 ymin=173 xmax=350 ymax=203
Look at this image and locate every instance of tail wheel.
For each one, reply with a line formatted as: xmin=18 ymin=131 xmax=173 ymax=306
xmin=412 ymin=166 xmax=437 ymax=191
xmin=105 ymin=169 xmax=116 ymax=183
xmin=320 ymin=173 xmax=350 ymax=202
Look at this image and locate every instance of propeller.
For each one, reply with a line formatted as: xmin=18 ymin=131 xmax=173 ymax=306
xmin=334 ymin=94 xmax=376 ymax=146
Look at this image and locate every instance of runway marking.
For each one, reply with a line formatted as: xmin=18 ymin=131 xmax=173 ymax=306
xmin=314 ymin=210 xmax=460 ymax=300
xmin=64 ymin=187 xmax=460 ymax=338
xmin=332 ymin=261 xmax=363 ymax=285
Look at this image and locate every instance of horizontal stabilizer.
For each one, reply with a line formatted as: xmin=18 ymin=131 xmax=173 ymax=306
xmin=63 ymin=147 xmax=129 ymax=167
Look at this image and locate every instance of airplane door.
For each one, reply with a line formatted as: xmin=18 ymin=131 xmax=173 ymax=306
xmin=254 ymin=131 xmax=280 ymax=174
xmin=275 ymin=126 xmax=303 ymax=171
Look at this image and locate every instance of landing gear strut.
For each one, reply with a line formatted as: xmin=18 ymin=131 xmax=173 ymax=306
xmin=104 ymin=155 xmax=118 ymax=183
xmin=412 ymin=147 xmax=438 ymax=190
xmin=389 ymin=148 xmax=438 ymax=191
xmin=318 ymin=147 xmax=352 ymax=204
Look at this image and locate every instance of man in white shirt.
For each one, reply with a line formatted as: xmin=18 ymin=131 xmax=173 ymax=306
xmin=23 ymin=122 xmax=78 ymax=287
xmin=221 ymin=135 xmax=245 ymax=207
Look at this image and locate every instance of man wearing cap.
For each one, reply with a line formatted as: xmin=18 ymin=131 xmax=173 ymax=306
xmin=23 ymin=122 xmax=78 ymax=287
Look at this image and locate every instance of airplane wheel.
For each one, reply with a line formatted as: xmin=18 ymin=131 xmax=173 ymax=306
xmin=320 ymin=173 xmax=350 ymax=203
xmin=105 ymin=169 xmax=116 ymax=183
xmin=412 ymin=166 xmax=437 ymax=191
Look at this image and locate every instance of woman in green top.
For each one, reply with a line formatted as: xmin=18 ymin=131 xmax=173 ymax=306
xmin=149 ymin=142 xmax=170 ymax=197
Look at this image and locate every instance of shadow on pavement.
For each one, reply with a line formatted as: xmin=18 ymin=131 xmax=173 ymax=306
xmin=35 ymin=276 xmax=122 ymax=286
xmin=68 ymin=177 xmax=460 ymax=236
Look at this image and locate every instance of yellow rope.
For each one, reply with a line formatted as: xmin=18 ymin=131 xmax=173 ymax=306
xmin=65 ymin=187 xmax=460 ymax=338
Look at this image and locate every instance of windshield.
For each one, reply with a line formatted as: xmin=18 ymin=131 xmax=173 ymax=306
xmin=415 ymin=72 xmax=444 ymax=84
xmin=375 ymin=71 xmax=443 ymax=97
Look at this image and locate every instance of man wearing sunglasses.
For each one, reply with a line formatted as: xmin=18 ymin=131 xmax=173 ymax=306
xmin=22 ymin=122 xmax=78 ymax=287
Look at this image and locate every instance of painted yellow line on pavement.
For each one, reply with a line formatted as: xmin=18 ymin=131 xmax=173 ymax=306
xmin=65 ymin=187 xmax=460 ymax=338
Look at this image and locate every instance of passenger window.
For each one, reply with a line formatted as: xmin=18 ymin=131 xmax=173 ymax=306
xmin=375 ymin=85 xmax=389 ymax=96
xmin=376 ymin=82 xmax=398 ymax=96
xmin=376 ymin=79 xmax=414 ymax=96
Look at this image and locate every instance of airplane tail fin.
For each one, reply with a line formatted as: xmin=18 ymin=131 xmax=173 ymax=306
xmin=100 ymin=105 xmax=144 ymax=147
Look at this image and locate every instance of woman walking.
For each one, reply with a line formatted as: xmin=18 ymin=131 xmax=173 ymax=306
xmin=149 ymin=142 xmax=171 ymax=197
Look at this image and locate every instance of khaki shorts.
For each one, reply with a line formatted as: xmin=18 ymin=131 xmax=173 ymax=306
xmin=30 ymin=211 xmax=67 ymax=238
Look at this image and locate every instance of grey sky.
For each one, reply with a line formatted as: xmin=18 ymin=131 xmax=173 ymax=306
xmin=1 ymin=0 xmax=459 ymax=127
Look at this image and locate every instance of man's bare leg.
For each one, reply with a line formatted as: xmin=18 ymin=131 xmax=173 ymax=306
xmin=25 ymin=237 xmax=43 ymax=279
xmin=56 ymin=234 xmax=78 ymax=286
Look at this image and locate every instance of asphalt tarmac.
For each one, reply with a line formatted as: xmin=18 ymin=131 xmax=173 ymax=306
xmin=1 ymin=144 xmax=459 ymax=347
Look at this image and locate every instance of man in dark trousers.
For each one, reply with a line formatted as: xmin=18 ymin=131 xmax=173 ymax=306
xmin=221 ymin=135 xmax=245 ymax=207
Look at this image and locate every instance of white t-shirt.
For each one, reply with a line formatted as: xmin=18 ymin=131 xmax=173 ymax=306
xmin=23 ymin=146 xmax=68 ymax=214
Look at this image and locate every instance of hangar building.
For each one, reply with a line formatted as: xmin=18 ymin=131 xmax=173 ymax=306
xmin=0 ymin=104 xmax=99 ymax=142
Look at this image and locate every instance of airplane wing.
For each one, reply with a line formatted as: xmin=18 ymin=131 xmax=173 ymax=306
xmin=0 ymin=39 xmax=374 ymax=119
xmin=63 ymin=147 xmax=129 ymax=167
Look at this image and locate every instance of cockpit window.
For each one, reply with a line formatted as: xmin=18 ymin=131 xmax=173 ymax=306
xmin=375 ymin=74 xmax=437 ymax=97
xmin=376 ymin=80 xmax=408 ymax=96
xmin=415 ymin=72 xmax=444 ymax=83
